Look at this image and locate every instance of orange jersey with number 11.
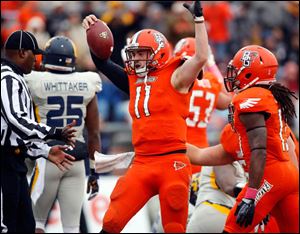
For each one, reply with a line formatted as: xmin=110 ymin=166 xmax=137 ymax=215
xmin=128 ymin=57 xmax=191 ymax=156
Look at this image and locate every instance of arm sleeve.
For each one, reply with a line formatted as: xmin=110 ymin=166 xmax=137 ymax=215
xmin=1 ymin=76 xmax=57 ymax=141
xmin=90 ymin=51 xmax=130 ymax=96
xmin=26 ymin=141 xmax=51 ymax=159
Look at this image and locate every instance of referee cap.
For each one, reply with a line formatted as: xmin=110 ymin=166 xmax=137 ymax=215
xmin=4 ymin=30 xmax=44 ymax=55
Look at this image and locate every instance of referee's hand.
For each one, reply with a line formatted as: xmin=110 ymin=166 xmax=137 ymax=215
xmin=48 ymin=145 xmax=75 ymax=171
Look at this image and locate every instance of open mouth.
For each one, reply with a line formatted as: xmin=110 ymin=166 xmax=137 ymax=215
xmin=135 ymin=63 xmax=142 ymax=69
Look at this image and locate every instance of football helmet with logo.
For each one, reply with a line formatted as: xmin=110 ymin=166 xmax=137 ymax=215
xmin=124 ymin=29 xmax=171 ymax=75
xmin=173 ymin=37 xmax=195 ymax=58
xmin=224 ymin=45 xmax=278 ymax=92
xmin=42 ymin=36 xmax=77 ymax=72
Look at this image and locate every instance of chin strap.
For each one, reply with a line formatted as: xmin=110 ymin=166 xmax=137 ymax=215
xmin=143 ymin=73 xmax=148 ymax=86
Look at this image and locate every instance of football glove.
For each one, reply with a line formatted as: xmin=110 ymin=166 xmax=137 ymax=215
xmin=183 ymin=1 xmax=203 ymax=19
xmin=235 ymin=198 xmax=255 ymax=227
xmin=87 ymin=168 xmax=99 ymax=200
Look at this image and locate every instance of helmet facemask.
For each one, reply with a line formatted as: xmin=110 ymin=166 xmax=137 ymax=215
xmin=224 ymin=61 xmax=240 ymax=92
xmin=124 ymin=46 xmax=154 ymax=76
xmin=227 ymin=103 xmax=236 ymax=131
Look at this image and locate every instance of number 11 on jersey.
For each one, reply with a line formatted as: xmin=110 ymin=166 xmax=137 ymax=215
xmin=134 ymin=85 xmax=151 ymax=118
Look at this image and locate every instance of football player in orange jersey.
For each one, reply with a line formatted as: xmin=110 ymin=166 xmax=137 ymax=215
xmin=187 ymin=45 xmax=299 ymax=233
xmin=149 ymin=38 xmax=235 ymax=233
xmin=82 ymin=1 xmax=209 ymax=233
xmin=173 ymin=37 xmax=232 ymax=175
xmin=94 ymin=118 xmax=298 ymax=233
xmin=187 ymin=122 xmax=299 ymax=233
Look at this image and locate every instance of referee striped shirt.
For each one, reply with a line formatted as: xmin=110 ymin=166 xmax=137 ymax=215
xmin=1 ymin=59 xmax=57 ymax=158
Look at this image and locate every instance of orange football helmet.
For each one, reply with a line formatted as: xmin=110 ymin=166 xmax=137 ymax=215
xmin=124 ymin=29 xmax=171 ymax=75
xmin=173 ymin=37 xmax=195 ymax=57
xmin=224 ymin=45 xmax=278 ymax=92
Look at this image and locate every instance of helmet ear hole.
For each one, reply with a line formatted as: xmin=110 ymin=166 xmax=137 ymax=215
xmin=259 ymin=56 xmax=264 ymax=63
xmin=245 ymin=73 xmax=252 ymax=79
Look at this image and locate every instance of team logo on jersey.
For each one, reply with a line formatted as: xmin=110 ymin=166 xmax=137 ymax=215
xmin=241 ymin=51 xmax=258 ymax=67
xmin=239 ymin=98 xmax=261 ymax=109
xmin=255 ymin=179 xmax=273 ymax=205
xmin=173 ymin=161 xmax=186 ymax=171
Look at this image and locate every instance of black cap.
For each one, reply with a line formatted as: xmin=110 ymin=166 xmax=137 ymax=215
xmin=4 ymin=30 xmax=44 ymax=55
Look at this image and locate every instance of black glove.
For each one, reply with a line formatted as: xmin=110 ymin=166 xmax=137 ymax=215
xmin=235 ymin=198 xmax=255 ymax=227
xmin=183 ymin=1 xmax=203 ymax=18
xmin=87 ymin=169 xmax=99 ymax=200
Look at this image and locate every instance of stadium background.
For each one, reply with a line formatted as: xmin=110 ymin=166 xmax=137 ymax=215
xmin=1 ymin=1 xmax=299 ymax=232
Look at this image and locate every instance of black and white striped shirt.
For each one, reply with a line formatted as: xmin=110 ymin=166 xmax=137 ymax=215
xmin=1 ymin=59 xmax=58 ymax=158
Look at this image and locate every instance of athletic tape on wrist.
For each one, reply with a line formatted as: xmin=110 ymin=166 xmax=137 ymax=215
xmin=245 ymin=187 xmax=258 ymax=200
xmin=89 ymin=159 xmax=95 ymax=169
xmin=194 ymin=16 xmax=205 ymax=23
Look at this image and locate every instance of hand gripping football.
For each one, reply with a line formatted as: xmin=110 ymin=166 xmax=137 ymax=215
xmin=86 ymin=20 xmax=114 ymax=60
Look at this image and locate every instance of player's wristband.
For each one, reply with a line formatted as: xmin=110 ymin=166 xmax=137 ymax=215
xmin=244 ymin=187 xmax=258 ymax=200
xmin=89 ymin=159 xmax=95 ymax=169
xmin=194 ymin=16 xmax=204 ymax=23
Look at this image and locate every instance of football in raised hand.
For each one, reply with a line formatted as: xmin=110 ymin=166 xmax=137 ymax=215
xmin=86 ymin=20 xmax=114 ymax=60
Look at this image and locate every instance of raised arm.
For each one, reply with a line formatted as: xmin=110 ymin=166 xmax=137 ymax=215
xmin=90 ymin=52 xmax=129 ymax=96
xmin=171 ymin=1 xmax=208 ymax=93
xmin=82 ymin=14 xmax=130 ymax=96
xmin=205 ymin=46 xmax=233 ymax=110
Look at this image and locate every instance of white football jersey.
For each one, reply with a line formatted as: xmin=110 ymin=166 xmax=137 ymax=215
xmin=25 ymin=71 xmax=102 ymax=142
xmin=196 ymin=162 xmax=246 ymax=207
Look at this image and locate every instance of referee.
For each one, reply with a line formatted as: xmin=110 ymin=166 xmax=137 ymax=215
xmin=1 ymin=30 xmax=77 ymax=233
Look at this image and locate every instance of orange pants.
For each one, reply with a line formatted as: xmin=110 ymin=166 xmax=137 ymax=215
xmin=102 ymin=153 xmax=192 ymax=233
xmin=261 ymin=215 xmax=280 ymax=233
xmin=224 ymin=161 xmax=299 ymax=233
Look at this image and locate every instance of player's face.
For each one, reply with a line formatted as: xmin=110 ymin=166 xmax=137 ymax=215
xmin=127 ymin=49 xmax=149 ymax=68
xmin=125 ymin=47 xmax=154 ymax=75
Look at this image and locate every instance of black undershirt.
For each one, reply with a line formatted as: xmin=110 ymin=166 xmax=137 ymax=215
xmin=90 ymin=51 xmax=130 ymax=96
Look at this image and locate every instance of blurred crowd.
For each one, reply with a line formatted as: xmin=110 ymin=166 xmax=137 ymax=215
xmin=1 ymin=1 xmax=299 ymax=152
